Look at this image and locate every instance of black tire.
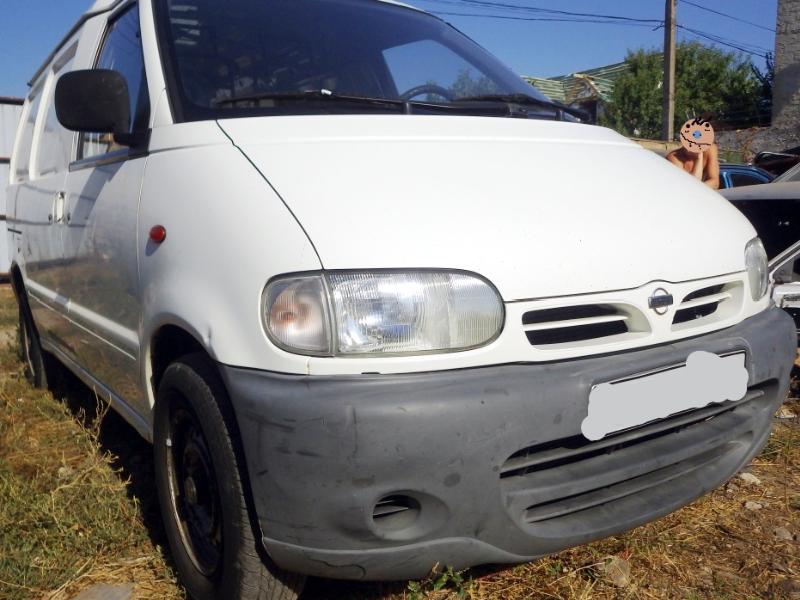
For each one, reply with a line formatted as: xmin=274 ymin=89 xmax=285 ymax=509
xmin=17 ymin=301 xmax=53 ymax=389
xmin=153 ymin=353 xmax=305 ymax=600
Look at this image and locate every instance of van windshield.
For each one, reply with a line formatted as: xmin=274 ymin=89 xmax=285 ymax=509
xmin=155 ymin=0 xmax=557 ymax=121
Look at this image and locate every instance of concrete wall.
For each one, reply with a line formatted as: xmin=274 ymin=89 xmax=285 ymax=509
xmin=713 ymin=0 xmax=800 ymax=160
xmin=772 ymin=0 xmax=800 ymax=145
xmin=716 ymin=127 xmax=800 ymax=162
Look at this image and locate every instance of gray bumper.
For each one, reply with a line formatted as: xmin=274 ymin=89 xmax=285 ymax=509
xmin=220 ymin=307 xmax=796 ymax=581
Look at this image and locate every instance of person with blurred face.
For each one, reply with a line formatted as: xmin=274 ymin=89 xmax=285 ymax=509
xmin=666 ymin=117 xmax=720 ymax=190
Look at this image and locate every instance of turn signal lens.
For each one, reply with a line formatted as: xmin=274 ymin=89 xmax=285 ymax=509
xmin=263 ymin=276 xmax=331 ymax=354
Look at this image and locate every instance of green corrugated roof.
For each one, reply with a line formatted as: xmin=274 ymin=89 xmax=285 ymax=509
xmin=523 ymin=62 xmax=628 ymax=104
xmin=523 ymin=76 xmax=566 ymax=102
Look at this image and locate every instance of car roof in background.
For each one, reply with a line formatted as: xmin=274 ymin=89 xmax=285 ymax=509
xmin=720 ymin=181 xmax=800 ymax=201
xmin=775 ymin=162 xmax=800 ymax=183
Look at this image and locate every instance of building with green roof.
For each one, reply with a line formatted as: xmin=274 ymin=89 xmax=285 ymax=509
xmin=524 ymin=62 xmax=629 ymax=122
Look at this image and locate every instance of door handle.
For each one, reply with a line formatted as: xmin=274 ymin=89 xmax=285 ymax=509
xmin=54 ymin=192 xmax=66 ymax=224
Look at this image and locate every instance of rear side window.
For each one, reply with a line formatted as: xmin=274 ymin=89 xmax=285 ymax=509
xmin=13 ymin=85 xmax=43 ymax=182
xmin=80 ymin=5 xmax=150 ymax=160
xmin=35 ymin=47 xmax=77 ymax=177
xmin=728 ymin=172 xmax=766 ymax=188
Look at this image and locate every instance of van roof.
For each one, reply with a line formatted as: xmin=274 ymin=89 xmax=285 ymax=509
xmin=28 ymin=0 xmax=429 ymax=89
xmin=29 ymin=0 xmax=125 ymax=87
xmin=88 ymin=0 xmax=121 ymax=11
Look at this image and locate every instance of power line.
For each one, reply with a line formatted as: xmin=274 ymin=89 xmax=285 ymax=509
xmin=431 ymin=10 xmax=659 ymax=26
xmin=678 ymin=25 xmax=770 ymax=58
xmin=677 ymin=23 xmax=771 ymax=53
xmin=425 ymin=1 xmax=770 ymax=60
xmin=424 ymin=0 xmax=772 ymax=61
xmin=420 ymin=0 xmax=662 ymax=24
xmin=680 ymin=0 xmax=775 ymax=33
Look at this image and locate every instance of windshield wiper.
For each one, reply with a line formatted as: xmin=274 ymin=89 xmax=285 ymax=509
xmin=213 ymin=89 xmax=590 ymax=121
xmin=454 ymin=93 xmax=588 ymax=122
xmin=213 ymin=89 xmax=507 ymax=116
xmin=213 ymin=89 xmax=407 ymax=110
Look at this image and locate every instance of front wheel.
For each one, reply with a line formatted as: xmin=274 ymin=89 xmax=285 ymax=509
xmin=154 ymin=354 xmax=304 ymax=600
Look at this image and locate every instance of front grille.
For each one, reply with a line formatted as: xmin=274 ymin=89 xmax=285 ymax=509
xmin=522 ymin=304 xmax=645 ymax=346
xmin=499 ymin=383 xmax=771 ymax=535
xmin=672 ymin=282 xmax=741 ymax=327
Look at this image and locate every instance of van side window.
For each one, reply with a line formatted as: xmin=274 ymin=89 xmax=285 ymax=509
xmin=80 ymin=5 xmax=150 ymax=160
xmin=35 ymin=49 xmax=77 ymax=177
xmin=13 ymin=85 xmax=44 ymax=182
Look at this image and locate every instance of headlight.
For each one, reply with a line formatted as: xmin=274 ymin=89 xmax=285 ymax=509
xmin=745 ymin=237 xmax=768 ymax=301
xmin=263 ymin=271 xmax=504 ymax=356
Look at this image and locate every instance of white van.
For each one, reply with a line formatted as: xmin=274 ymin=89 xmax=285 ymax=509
xmin=6 ymin=1 xmax=798 ymax=599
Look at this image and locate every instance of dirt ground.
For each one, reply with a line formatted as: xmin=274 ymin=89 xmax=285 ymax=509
xmin=0 ymin=283 xmax=797 ymax=600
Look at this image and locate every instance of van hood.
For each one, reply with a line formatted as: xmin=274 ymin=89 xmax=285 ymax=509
xmin=219 ymin=115 xmax=756 ymax=301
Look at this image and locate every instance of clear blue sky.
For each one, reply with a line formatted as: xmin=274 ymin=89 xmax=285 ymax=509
xmin=0 ymin=0 xmax=777 ymax=99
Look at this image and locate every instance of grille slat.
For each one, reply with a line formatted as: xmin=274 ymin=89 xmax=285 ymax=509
xmin=500 ymin=387 xmax=763 ymax=477
xmin=522 ymin=314 xmax=628 ymax=332
xmin=503 ymin=402 xmax=755 ymax=501
xmin=678 ymin=291 xmax=732 ymax=311
xmin=522 ymin=304 xmax=645 ymax=347
xmin=500 ymin=383 xmax=773 ymax=533
xmin=523 ymin=443 xmax=730 ymax=523
xmin=672 ymin=283 xmax=741 ymax=327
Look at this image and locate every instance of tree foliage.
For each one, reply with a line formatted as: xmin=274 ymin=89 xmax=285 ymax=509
xmin=601 ymin=42 xmax=767 ymax=139
xmin=450 ymin=69 xmax=498 ymax=98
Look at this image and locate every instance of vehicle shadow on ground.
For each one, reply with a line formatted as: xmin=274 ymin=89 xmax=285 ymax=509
xmin=49 ymin=364 xmax=415 ymax=599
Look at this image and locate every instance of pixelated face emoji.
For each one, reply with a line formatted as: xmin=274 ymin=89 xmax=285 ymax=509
xmin=680 ymin=117 xmax=714 ymax=154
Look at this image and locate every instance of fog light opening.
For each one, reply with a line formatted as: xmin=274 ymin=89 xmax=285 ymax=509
xmin=372 ymin=494 xmax=421 ymax=531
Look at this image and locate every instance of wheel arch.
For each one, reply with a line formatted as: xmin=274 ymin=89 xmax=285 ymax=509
xmin=149 ymin=323 xmax=210 ymax=402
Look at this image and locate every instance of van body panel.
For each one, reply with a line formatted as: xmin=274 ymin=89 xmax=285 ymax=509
xmin=137 ymin=139 xmax=322 ymax=395
xmin=60 ymin=156 xmax=148 ymax=413
xmin=219 ymin=115 xmax=757 ymax=302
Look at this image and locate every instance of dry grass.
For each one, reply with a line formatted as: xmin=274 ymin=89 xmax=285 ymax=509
xmin=0 ymin=285 xmax=181 ymax=600
xmin=0 ymin=282 xmax=797 ymax=600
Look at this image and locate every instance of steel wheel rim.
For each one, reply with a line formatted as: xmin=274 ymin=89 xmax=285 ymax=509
xmin=166 ymin=399 xmax=223 ymax=577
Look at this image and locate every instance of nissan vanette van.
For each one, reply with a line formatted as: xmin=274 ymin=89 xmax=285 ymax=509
xmin=7 ymin=1 xmax=798 ymax=598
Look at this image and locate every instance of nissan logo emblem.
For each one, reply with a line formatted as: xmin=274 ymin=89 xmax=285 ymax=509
xmin=648 ymin=288 xmax=674 ymax=315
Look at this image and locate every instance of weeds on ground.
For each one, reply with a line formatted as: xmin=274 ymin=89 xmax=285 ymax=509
xmin=0 ymin=288 xmax=181 ymax=599
xmin=406 ymin=565 xmax=473 ymax=599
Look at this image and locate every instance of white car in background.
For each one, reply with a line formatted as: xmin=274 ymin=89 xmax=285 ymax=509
xmin=6 ymin=1 xmax=798 ymax=598
xmin=722 ymin=180 xmax=800 ymax=336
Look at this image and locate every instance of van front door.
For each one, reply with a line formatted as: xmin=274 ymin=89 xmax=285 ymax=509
xmin=59 ymin=5 xmax=150 ymax=414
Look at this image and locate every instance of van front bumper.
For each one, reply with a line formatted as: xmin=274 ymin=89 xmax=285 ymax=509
xmin=220 ymin=306 xmax=796 ymax=581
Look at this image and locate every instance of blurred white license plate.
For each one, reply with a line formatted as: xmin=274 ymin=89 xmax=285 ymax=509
xmin=581 ymin=351 xmax=748 ymax=441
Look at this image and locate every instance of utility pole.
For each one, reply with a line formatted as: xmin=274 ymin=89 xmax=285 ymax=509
xmin=662 ymin=0 xmax=676 ymax=141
